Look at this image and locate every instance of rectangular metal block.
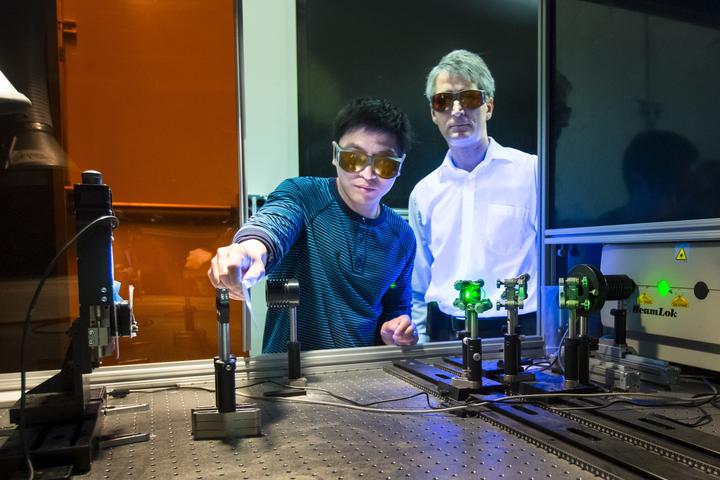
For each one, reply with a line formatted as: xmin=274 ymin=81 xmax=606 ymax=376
xmin=191 ymin=404 xmax=261 ymax=440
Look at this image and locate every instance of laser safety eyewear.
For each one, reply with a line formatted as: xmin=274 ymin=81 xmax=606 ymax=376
xmin=333 ymin=141 xmax=405 ymax=179
xmin=430 ymin=89 xmax=486 ymax=112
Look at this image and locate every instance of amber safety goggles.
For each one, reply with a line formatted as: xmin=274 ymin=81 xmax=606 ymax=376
xmin=333 ymin=142 xmax=404 ymax=179
xmin=430 ymin=89 xmax=486 ymax=112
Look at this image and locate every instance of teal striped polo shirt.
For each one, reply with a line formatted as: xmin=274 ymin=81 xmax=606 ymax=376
xmin=234 ymin=177 xmax=415 ymax=353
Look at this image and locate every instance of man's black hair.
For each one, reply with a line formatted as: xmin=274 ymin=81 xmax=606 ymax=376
xmin=332 ymin=97 xmax=412 ymax=155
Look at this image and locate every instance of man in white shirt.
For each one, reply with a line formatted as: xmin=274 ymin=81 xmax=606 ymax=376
xmin=409 ymin=49 xmax=538 ymax=343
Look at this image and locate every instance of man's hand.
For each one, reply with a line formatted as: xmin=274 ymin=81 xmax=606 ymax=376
xmin=208 ymin=239 xmax=267 ymax=300
xmin=380 ymin=315 xmax=418 ymax=346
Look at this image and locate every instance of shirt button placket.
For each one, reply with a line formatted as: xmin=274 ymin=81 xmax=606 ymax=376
xmin=459 ymin=177 xmax=474 ymax=277
xmin=354 ymin=220 xmax=367 ymax=273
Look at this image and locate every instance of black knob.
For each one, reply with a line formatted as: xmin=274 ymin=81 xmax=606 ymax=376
xmin=81 ymin=170 xmax=103 ymax=185
xmin=694 ymin=281 xmax=710 ymax=300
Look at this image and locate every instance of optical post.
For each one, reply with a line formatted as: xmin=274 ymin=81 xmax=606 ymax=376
xmin=265 ymin=278 xmax=306 ymax=391
xmin=191 ymin=288 xmax=261 ymax=440
xmin=451 ymin=280 xmax=493 ymax=389
xmin=559 ymin=264 xmax=636 ymax=388
xmin=495 ymin=273 xmax=535 ymax=384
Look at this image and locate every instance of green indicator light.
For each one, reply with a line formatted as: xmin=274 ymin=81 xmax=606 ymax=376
xmin=657 ymin=279 xmax=671 ymax=297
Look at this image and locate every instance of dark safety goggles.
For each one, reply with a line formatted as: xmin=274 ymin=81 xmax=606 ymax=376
xmin=430 ymin=89 xmax=486 ymax=112
xmin=333 ymin=142 xmax=404 ymax=179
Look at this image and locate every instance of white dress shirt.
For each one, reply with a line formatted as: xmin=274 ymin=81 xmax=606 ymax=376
xmin=409 ymin=138 xmax=538 ymax=343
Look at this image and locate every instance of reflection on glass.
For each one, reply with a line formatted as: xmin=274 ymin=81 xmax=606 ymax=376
xmin=598 ymin=130 xmax=699 ymax=225
xmin=292 ymin=0 xmax=539 ymax=348
xmin=0 ymin=0 xmax=240 ymax=373
xmin=550 ymin=0 xmax=720 ymax=228
xmin=213 ymin=98 xmax=418 ymax=354
xmin=409 ymin=49 xmax=539 ymax=343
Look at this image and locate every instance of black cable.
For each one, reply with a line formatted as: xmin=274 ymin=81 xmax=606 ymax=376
xmin=528 ymin=356 xmax=558 ymax=373
xmin=19 ymin=215 xmax=118 ymax=480
xmin=647 ymin=377 xmax=720 ymax=427
xmin=541 ymin=391 xmax=720 ymax=414
xmin=652 ymin=409 xmax=713 ymax=428
xmin=109 ymin=380 xmax=275 ymax=398
xmin=260 ymin=380 xmax=441 ymax=408
xmin=260 ymin=380 xmax=364 ymax=405
xmin=114 ymin=380 xmax=441 ymax=410
xmin=358 ymin=391 xmax=438 ymax=409
xmin=528 ymin=357 xmax=551 ymax=365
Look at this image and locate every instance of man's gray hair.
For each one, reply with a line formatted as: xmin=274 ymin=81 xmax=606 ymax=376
xmin=424 ymin=49 xmax=496 ymax=101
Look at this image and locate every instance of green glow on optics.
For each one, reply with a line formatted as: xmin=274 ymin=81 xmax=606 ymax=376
xmin=461 ymin=284 xmax=482 ymax=304
xmin=463 ymin=288 xmax=477 ymax=303
xmin=657 ymin=279 xmax=671 ymax=297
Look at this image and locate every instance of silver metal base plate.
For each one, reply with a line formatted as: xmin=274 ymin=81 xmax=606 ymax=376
xmin=285 ymin=376 xmax=307 ymax=387
xmin=191 ymin=404 xmax=261 ymax=440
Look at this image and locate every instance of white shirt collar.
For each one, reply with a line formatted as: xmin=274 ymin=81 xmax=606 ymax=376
xmin=439 ymin=137 xmax=512 ymax=180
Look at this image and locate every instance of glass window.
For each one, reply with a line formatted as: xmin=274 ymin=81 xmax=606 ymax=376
xmin=0 ymin=0 xmax=242 ymax=373
xmin=549 ymin=0 xmax=720 ymax=228
xmin=297 ymin=0 xmax=538 ymax=209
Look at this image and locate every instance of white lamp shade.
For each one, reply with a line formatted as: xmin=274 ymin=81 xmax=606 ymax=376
xmin=0 ymin=69 xmax=31 ymax=114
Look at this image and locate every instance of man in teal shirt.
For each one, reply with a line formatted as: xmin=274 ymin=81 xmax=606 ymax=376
xmin=209 ymin=97 xmax=418 ymax=352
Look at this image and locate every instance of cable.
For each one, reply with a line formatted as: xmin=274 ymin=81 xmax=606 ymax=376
xmin=647 ymin=377 xmax=719 ymax=427
xmin=237 ymin=389 xmax=720 ymax=415
xmin=116 ymin=381 xmax=443 ymax=411
xmin=115 ymin=382 xmax=456 ymax=414
xmin=527 ymin=356 xmax=558 ymax=373
xmin=113 ymin=381 xmax=268 ymax=396
xmin=547 ymin=390 xmax=720 ymax=412
xmin=652 ymin=409 xmax=713 ymax=428
xmin=259 ymin=381 xmax=441 ymax=409
xmin=263 ymin=381 xmax=367 ymax=406
xmin=114 ymin=383 xmax=720 ymax=418
xmin=258 ymin=382 xmax=444 ymax=409
xmin=556 ymin=326 xmax=569 ymax=373
xmin=234 ymin=390 xmax=474 ymax=414
xmin=19 ymin=215 xmax=118 ymax=480
xmin=360 ymin=391 xmax=438 ymax=409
